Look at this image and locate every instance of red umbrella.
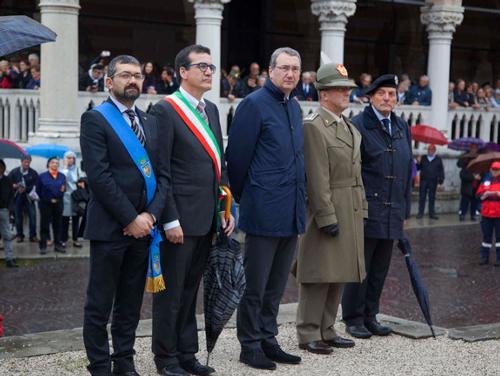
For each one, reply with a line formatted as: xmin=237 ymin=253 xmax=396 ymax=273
xmin=411 ymin=124 xmax=448 ymax=145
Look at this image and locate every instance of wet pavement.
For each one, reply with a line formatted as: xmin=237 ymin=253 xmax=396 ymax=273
xmin=1 ymin=218 xmax=498 ymax=337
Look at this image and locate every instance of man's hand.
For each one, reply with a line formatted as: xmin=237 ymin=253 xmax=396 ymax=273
xmin=220 ymin=213 xmax=235 ymax=236
xmin=123 ymin=214 xmax=153 ymax=238
xmin=320 ymin=223 xmax=339 ymax=237
xmin=165 ymin=225 xmax=184 ymax=244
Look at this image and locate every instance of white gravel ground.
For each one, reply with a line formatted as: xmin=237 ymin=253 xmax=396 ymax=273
xmin=1 ymin=323 xmax=499 ymax=376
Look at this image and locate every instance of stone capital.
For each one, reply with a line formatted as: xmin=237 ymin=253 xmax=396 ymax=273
xmin=311 ymin=0 xmax=357 ymax=32
xmin=188 ymin=0 xmax=231 ymax=16
xmin=38 ymin=0 xmax=80 ymax=15
xmin=421 ymin=4 xmax=464 ymax=40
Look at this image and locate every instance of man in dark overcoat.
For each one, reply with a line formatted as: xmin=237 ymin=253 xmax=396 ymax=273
xmin=227 ymin=47 xmax=306 ymax=371
xmin=341 ymin=74 xmax=413 ymax=339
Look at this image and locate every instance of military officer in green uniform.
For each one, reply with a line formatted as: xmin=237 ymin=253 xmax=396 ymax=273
xmin=295 ymin=63 xmax=368 ymax=355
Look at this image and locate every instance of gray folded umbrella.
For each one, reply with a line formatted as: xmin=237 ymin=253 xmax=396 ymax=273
xmin=0 ymin=15 xmax=56 ymax=57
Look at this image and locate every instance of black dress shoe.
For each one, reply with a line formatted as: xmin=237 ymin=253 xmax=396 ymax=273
xmin=429 ymin=214 xmax=439 ymax=220
xmin=6 ymin=259 xmax=19 ymax=268
xmin=240 ymin=350 xmax=276 ymax=370
xmin=298 ymin=340 xmax=332 ymax=355
xmin=479 ymin=258 xmax=489 ymax=265
xmin=157 ymin=365 xmax=188 ymax=376
xmin=55 ymin=244 xmax=66 ymax=253
xmin=346 ymin=325 xmax=372 ymax=339
xmin=323 ymin=336 xmax=355 ymax=348
xmin=262 ymin=344 xmax=301 ymax=364
xmin=113 ymin=371 xmax=141 ymax=376
xmin=416 ymin=214 xmax=423 ymax=219
xmin=180 ymin=359 xmax=215 ymax=376
xmin=365 ymin=320 xmax=392 ymax=336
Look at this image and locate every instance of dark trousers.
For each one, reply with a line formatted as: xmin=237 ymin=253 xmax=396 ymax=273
xmin=480 ymin=217 xmax=500 ymax=261
xmin=418 ymin=179 xmax=438 ymax=216
xmin=39 ymin=200 xmax=63 ymax=249
xmin=14 ymin=194 xmax=36 ymax=238
xmin=342 ymin=238 xmax=394 ymax=326
xmin=83 ymin=238 xmax=149 ymax=375
xmin=460 ymin=194 xmax=478 ymax=218
xmin=62 ymin=215 xmax=80 ymax=242
xmin=237 ymin=235 xmax=297 ymax=352
xmin=152 ymin=234 xmax=212 ymax=369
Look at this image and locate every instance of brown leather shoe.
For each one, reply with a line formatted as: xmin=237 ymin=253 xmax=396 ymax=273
xmin=298 ymin=340 xmax=332 ymax=355
xmin=323 ymin=336 xmax=355 ymax=348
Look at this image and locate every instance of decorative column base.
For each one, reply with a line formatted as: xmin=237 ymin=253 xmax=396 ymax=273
xmin=30 ymin=118 xmax=81 ymax=149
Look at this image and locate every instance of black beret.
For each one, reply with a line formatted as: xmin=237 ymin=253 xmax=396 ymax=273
xmin=364 ymin=74 xmax=399 ymax=95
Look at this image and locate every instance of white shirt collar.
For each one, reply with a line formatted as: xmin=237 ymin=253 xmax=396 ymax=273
xmin=180 ymin=86 xmax=205 ymax=109
xmin=371 ymin=105 xmax=391 ymax=123
xmin=109 ymin=94 xmax=137 ymax=114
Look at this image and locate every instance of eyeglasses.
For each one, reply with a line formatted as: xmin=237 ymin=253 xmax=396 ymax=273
xmin=112 ymin=72 xmax=145 ymax=81
xmin=185 ymin=63 xmax=216 ymax=73
xmin=275 ymin=65 xmax=301 ymax=74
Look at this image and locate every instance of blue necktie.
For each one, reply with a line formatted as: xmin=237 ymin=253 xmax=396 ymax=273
xmin=381 ymin=118 xmax=391 ymax=136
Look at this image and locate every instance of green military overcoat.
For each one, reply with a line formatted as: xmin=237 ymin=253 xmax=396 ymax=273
xmin=296 ymin=106 xmax=367 ymax=283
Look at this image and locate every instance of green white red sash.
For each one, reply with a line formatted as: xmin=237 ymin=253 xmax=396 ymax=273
xmin=165 ymin=91 xmax=222 ymax=182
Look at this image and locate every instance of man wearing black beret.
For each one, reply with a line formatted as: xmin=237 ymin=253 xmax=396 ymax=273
xmin=341 ymin=74 xmax=413 ymax=339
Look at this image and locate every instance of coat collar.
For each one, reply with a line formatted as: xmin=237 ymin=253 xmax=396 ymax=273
xmin=317 ymin=106 xmax=353 ymax=147
xmin=264 ymin=79 xmax=289 ymax=102
xmin=362 ymin=105 xmax=404 ymax=139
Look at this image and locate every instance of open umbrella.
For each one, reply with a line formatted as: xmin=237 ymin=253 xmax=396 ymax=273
xmin=0 ymin=15 xmax=57 ymax=57
xmin=411 ymin=124 xmax=448 ymax=145
xmin=203 ymin=187 xmax=246 ymax=364
xmin=0 ymin=139 xmax=27 ymax=159
xmin=466 ymin=152 xmax=500 ymax=174
xmin=397 ymin=237 xmax=435 ymax=338
xmin=25 ymin=144 xmax=72 ymax=159
xmin=448 ymin=137 xmax=485 ymax=152
xmin=482 ymin=142 xmax=500 ymax=153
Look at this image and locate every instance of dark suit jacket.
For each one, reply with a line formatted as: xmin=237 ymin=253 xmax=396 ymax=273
xmin=417 ymin=155 xmax=444 ymax=184
xmin=150 ymin=96 xmax=227 ymax=237
xmin=80 ymin=98 xmax=169 ymax=241
xmin=294 ymin=83 xmax=318 ymax=101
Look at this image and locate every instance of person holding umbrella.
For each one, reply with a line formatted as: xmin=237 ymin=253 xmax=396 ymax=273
xmin=0 ymin=159 xmax=16 ymax=267
xmin=476 ymin=161 xmax=500 ymax=266
xmin=341 ymin=74 xmax=413 ymax=339
xmin=295 ymin=63 xmax=366 ymax=354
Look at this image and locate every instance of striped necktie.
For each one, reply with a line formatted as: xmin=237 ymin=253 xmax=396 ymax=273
xmin=196 ymin=102 xmax=209 ymax=124
xmin=124 ymin=109 xmax=146 ymax=146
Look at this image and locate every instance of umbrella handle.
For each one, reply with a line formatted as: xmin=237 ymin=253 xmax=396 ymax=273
xmin=220 ymin=185 xmax=232 ymax=221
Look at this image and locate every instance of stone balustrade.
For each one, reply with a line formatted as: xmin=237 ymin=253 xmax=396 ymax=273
xmin=0 ymin=90 xmax=498 ymax=154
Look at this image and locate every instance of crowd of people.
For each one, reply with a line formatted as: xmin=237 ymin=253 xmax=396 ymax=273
xmin=1 ymin=152 xmax=87 ymax=267
xmin=3 ymin=51 xmax=499 ymax=110
xmin=0 ymin=53 xmax=41 ymax=90
xmin=448 ymin=78 xmax=500 ymax=110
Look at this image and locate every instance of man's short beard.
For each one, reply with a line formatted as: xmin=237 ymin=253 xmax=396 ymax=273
xmin=114 ymin=86 xmax=140 ymax=101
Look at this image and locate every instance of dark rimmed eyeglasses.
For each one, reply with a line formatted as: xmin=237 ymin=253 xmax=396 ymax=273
xmin=111 ymin=72 xmax=145 ymax=81
xmin=184 ymin=62 xmax=217 ymax=73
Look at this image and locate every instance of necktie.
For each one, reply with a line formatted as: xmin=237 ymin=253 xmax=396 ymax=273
xmin=196 ymin=102 xmax=209 ymax=124
xmin=381 ymin=118 xmax=391 ymax=136
xmin=124 ymin=109 xmax=146 ymax=146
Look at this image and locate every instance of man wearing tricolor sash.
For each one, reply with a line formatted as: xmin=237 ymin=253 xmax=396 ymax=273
xmin=150 ymin=45 xmax=234 ymax=376
xmin=80 ymin=55 xmax=169 ymax=376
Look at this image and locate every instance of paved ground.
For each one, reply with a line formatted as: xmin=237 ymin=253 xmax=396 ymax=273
xmin=1 ymin=215 xmax=498 ymax=337
xmin=1 ymin=321 xmax=499 ymax=376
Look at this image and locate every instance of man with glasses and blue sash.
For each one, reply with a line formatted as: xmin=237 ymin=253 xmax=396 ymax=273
xmin=80 ymin=55 xmax=169 ymax=376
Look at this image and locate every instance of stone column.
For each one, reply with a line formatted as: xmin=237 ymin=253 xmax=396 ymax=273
xmin=188 ymin=0 xmax=231 ymax=104
xmin=421 ymin=1 xmax=464 ymax=132
xmin=311 ymin=0 xmax=357 ymax=64
xmin=33 ymin=0 xmax=80 ymax=149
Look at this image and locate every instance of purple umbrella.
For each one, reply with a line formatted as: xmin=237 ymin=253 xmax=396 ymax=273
xmin=482 ymin=142 xmax=500 ymax=152
xmin=448 ymin=137 xmax=485 ymax=152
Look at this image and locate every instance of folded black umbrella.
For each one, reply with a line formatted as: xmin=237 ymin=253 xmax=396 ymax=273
xmin=203 ymin=188 xmax=246 ymax=364
xmin=0 ymin=15 xmax=57 ymax=57
xmin=397 ymin=236 xmax=436 ymax=338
